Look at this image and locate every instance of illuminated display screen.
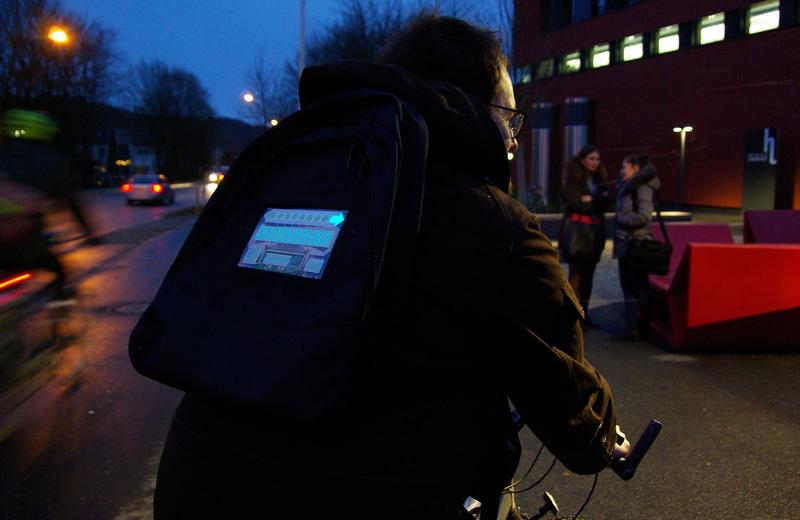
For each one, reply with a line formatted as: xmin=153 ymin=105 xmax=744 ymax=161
xmin=238 ymin=208 xmax=347 ymax=279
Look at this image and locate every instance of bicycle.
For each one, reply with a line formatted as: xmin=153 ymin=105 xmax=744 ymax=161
xmin=463 ymin=418 xmax=663 ymax=520
xmin=0 ymin=268 xmax=88 ymax=441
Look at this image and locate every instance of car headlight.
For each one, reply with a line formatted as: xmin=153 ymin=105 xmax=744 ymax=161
xmin=208 ymin=173 xmax=219 ymax=182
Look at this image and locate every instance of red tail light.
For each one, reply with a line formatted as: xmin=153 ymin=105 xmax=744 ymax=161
xmin=151 ymin=184 xmax=164 ymax=193
xmin=121 ymin=183 xmax=132 ymax=192
xmin=0 ymin=273 xmax=32 ymax=291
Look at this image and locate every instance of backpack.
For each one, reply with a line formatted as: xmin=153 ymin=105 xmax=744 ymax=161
xmin=129 ymin=89 xmax=429 ymax=421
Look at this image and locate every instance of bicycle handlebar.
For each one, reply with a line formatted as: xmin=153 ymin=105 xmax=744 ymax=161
xmin=610 ymin=419 xmax=662 ymax=481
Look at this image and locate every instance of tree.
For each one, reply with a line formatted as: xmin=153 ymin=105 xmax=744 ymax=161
xmin=0 ymin=0 xmax=118 ymax=108
xmin=267 ymin=0 xmax=489 ymax=115
xmin=0 ymin=0 xmax=120 ymax=187
xmin=304 ymin=0 xmax=407 ymax=65
xmin=125 ymin=60 xmax=215 ymax=181
xmin=238 ymin=51 xmax=297 ymax=126
xmin=302 ymin=0 xmax=484 ymax=67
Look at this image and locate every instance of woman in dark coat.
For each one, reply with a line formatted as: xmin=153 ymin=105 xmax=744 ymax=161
xmin=613 ymin=153 xmax=660 ymax=339
xmin=559 ymin=145 xmax=612 ymax=329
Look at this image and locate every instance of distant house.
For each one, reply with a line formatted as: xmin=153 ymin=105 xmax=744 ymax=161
xmin=86 ymin=127 xmax=160 ymax=186
xmin=82 ymin=106 xmax=262 ymax=187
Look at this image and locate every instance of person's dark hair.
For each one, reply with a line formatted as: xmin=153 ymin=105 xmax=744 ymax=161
xmin=577 ymin=144 xmax=599 ymax=161
xmin=379 ymin=14 xmax=508 ymax=103
xmin=623 ymin=153 xmax=650 ymax=167
xmin=565 ymin=144 xmax=604 ymax=180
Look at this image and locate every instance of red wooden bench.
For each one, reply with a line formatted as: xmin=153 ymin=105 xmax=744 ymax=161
xmin=649 ymin=243 xmax=800 ymax=350
xmin=743 ymin=210 xmax=800 ymax=244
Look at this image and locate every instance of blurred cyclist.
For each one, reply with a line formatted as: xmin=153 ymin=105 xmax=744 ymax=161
xmin=0 ymin=108 xmax=99 ymax=244
xmin=0 ymin=173 xmax=70 ymax=299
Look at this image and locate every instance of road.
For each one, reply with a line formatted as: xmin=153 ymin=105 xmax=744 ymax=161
xmin=1 ymin=190 xmax=798 ymax=519
xmin=510 ymin=248 xmax=800 ymax=519
xmin=0 ymin=188 xmax=196 ymax=519
xmin=47 ymin=183 xmax=216 ymax=241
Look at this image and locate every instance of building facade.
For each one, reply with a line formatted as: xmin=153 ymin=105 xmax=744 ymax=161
xmin=513 ymin=0 xmax=800 ymax=210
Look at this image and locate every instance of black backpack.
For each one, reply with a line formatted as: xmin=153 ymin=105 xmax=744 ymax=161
xmin=129 ymin=89 xmax=429 ymax=421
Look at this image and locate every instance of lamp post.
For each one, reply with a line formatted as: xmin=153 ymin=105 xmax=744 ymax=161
xmin=672 ymin=125 xmax=693 ymax=208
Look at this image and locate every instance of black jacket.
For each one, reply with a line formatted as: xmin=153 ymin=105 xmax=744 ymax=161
xmin=178 ymin=61 xmax=618 ymax=497
xmin=559 ymin=157 xmax=612 ymax=262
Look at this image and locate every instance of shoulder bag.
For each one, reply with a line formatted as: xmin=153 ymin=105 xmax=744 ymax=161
xmin=625 ymin=201 xmax=673 ymax=276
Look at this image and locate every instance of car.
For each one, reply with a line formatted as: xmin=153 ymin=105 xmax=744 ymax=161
xmin=206 ymin=165 xmax=229 ymax=184
xmin=121 ymin=174 xmax=175 ymax=205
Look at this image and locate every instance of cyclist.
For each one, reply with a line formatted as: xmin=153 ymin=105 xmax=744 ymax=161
xmin=0 ymin=173 xmax=70 ymax=300
xmin=153 ymin=15 xmax=630 ymax=520
xmin=1 ymin=109 xmax=99 ymax=244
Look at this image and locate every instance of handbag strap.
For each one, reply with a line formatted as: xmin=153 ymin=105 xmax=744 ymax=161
xmin=655 ymin=203 xmax=670 ymax=245
xmin=630 ymin=187 xmax=671 ymax=245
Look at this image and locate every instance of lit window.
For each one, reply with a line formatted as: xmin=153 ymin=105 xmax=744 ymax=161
xmin=699 ymin=12 xmax=725 ymax=45
xmin=560 ymin=52 xmax=581 ymax=74
xmin=591 ymin=43 xmax=610 ymax=68
xmin=656 ymin=24 xmax=680 ymax=54
xmin=535 ymin=59 xmax=554 ymax=79
xmin=747 ymin=0 xmax=780 ymax=34
xmin=514 ymin=65 xmax=532 ymax=85
xmin=622 ymin=34 xmax=643 ymax=61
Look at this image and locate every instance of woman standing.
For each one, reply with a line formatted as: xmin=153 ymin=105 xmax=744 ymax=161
xmin=559 ymin=145 xmax=611 ymax=329
xmin=613 ymin=154 xmax=660 ymax=340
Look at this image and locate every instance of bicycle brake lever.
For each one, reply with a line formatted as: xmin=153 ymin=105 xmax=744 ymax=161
xmin=610 ymin=419 xmax=662 ymax=481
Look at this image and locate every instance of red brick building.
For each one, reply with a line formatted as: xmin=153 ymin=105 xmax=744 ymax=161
xmin=512 ymin=0 xmax=800 ymax=210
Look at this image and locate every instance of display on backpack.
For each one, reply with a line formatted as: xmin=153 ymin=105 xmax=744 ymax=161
xmin=238 ymin=208 xmax=348 ymax=280
xmin=129 ymin=89 xmax=429 ymax=422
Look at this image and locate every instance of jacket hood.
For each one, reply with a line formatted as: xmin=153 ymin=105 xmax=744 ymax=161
xmin=298 ymin=61 xmax=510 ymax=190
xmin=617 ymin=163 xmax=660 ymax=195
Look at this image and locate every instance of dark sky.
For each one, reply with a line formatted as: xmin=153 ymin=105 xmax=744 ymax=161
xmin=60 ymin=0 xmax=504 ymax=120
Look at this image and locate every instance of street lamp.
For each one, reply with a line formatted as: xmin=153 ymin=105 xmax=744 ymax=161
xmin=47 ymin=26 xmax=70 ymax=45
xmin=242 ymin=92 xmax=255 ymax=104
xmin=673 ymin=125 xmax=693 ymax=208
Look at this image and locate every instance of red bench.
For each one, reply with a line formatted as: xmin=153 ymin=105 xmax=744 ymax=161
xmin=649 ymin=243 xmax=800 ymax=350
xmin=743 ymin=210 xmax=800 ymax=244
xmin=649 ymin=223 xmax=733 ymax=292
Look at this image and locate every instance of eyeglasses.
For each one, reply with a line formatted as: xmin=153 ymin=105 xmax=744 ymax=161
xmin=489 ymin=103 xmax=527 ymax=139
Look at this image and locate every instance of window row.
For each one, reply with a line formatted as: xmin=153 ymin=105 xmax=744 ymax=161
xmin=522 ymin=0 xmax=781 ymax=82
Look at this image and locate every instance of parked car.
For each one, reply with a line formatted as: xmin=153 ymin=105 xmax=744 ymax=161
xmin=121 ymin=174 xmax=174 ymax=205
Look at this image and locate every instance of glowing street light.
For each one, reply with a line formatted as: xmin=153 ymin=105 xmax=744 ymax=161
xmin=270 ymin=118 xmax=279 ymax=127
xmin=242 ymin=92 xmax=255 ymax=104
xmin=673 ymin=125 xmax=693 ymax=208
xmin=47 ymin=26 xmax=70 ymax=44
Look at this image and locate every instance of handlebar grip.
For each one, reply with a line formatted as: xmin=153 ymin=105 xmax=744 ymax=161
xmin=610 ymin=419 xmax=662 ymax=481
